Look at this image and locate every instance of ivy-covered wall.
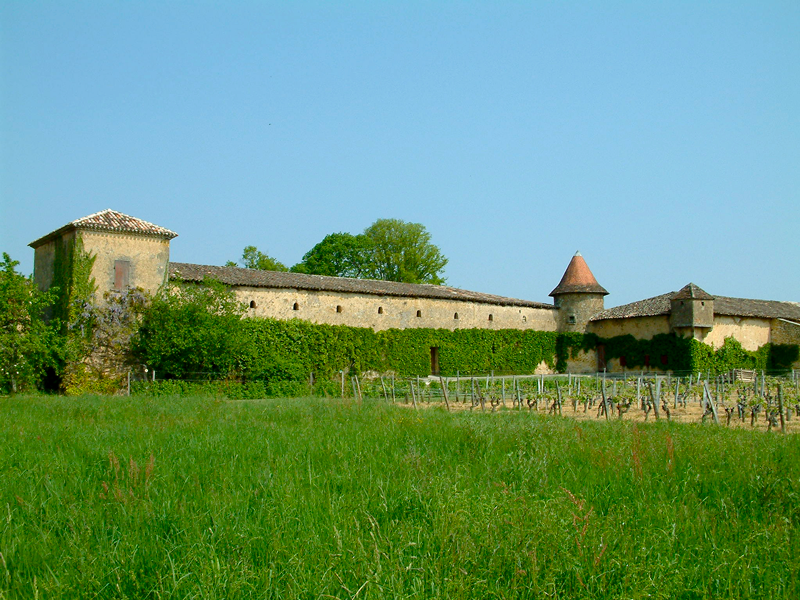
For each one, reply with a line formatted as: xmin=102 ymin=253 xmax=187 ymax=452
xmin=597 ymin=332 xmax=799 ymax=375
xmin=237 ymin=319 xmax=594 ymax=379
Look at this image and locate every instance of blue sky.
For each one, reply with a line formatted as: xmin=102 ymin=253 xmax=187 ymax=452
xmin=2 ymin=1 xmax=798 ymax=308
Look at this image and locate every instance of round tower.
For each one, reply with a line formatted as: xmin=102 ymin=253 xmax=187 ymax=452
xmin=549 ymin=251 xmax=608 ymax=333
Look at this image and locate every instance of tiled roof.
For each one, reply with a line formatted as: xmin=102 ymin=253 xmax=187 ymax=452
xmin=672 ymin=283 xmax=713 ymax=300
xmin=30 ymin=209 xmax=178 ymax=247
xmin=591 ymin=288 xmax=800 ymax=322
xmin=550 ymin=252 xmax=608 ymax=296
xmin=590 ymin=292 xmax=673 ymax=321
xmin=169 ymin=262 xmax=556 ymax=309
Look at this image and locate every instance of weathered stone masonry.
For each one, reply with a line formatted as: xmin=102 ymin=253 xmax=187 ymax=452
xmin=30 ymin=209 xmax=800 ymax=372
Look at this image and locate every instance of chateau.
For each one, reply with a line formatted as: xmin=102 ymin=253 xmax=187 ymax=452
xmin=30 ymin=209 xmax=800 ymax=373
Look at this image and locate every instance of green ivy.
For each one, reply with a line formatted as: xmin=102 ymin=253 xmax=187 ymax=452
xmin=598 ymin=332 xmax=799 ymax=375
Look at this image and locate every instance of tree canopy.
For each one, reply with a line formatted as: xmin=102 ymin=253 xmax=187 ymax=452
xmin=361 ymin=219 xmax=447 ymax=284
xmin=290 ymin=232 xmax=371 ymax=278
xmin=227 ymin=246 xmax=288 ymax=272
xmin=0 ymin=253 xmax=58 ymax=393
xmin=292 ymin=219 xmax=447 ymax=284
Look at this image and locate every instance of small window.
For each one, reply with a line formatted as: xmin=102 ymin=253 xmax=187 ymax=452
xmin=522 ymin=315 xmax=527 ymax=323
xmin=454 ymin=312 xmax=459 ymax=320
xmin=488 ymin=314 xmax=493 ymax=321
xmin=416 ymin=310 xmax=422 ymax=318
xmin=293 ymin=302 xmax=299 ymax=311
xmin=336 ymin=305 xmax=343 ymax=313
xmin=249 ymin=300 xmax=257 ymax=309
xmin=378 ymin=306 xmax=384 ymax=314
xmin=568 ymin=315 xmax=576 ymax=324
xmin=701 ymin=301 xmax=705 ymax=306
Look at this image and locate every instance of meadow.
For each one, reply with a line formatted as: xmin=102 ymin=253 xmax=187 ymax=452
xmin=1 ymin=395 xmax=798 ymax=599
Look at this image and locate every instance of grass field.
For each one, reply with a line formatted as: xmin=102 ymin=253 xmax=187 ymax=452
xmin=1 ymin=395 xmax=798 ymax=599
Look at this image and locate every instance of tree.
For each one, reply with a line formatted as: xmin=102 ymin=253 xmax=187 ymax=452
xmin=361 ymin=219 xmax=448 ymax=284
xmin=290 ymin=233 xmax=371 ymax=278
xmin=133 ymin=278 xmax=251 ymax=378
xmin=229 ymin=246 xmax=288 ymax=272
xmin=0 ymin=253 xmax=58 ymax=393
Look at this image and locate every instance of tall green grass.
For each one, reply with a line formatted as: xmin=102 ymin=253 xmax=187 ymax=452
xmin=1 ymin=395 xmax=798 ymax=599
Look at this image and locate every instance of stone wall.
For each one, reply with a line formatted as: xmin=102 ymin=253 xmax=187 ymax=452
xmin=587 ymin=315 xmax=671 ymax=340
xmin=32 ymin=231 xmax=76 ymax=292
xmin=81 ymin=231 xmax=171 ymax=298
xmin=771 ymin=318 xmax=800 ymax=346
xmin=701 ymin=315 xmax=771 ymax=351
xmin=553 ymin=293 xmax=605 ymax=333
xmin=235 ymin=286 xmax=560 ymax=332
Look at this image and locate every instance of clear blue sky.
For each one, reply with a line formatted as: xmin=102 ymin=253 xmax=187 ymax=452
xmin=2 ymin=1 xmax=798 ymax=308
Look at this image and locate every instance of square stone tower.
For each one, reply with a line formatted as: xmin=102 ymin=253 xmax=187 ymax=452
xmin=29 ymin=209 xmax=178 ymax=300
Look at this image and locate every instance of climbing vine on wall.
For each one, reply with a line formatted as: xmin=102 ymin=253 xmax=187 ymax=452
xmin=598 ymin=332 xmax=799 ymax=375
xmin=51 ymin=235 xmax=98 ymax=392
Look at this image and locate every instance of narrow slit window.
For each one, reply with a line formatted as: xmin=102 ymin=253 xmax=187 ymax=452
xmin=416 ymin=310 xmax=422 ymax=318
xmin=378 ymin=307 xmax=384 ymax=314
xmin=249 ymin=300 xmax=257 ymax=309
xmin=336 ymin=305 xmax=343 ymax=313
xmin=293 ymin=302 xmax=300 ymax=311
xmin=488 ymin=314 xmax=493 ymax=322
xmin=454 ymin=313 xmax=459 ymax=320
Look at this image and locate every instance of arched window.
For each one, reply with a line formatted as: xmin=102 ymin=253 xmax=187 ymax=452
xmin=378 ymin=306 xmax=384 ymax=314
xmin=336 ymin=305 xmax=343 ymax=313
xmin=249 ymin=300 xmax=257 ymax=309
xmin=488 ymin=314 xmax=493 ymax=322
xmin=454 ymin=313 xmax=459 ymax=320
xmin=292 ymin=302 xmax=299 ymax=311
xmin=416 ymin=310 xmax=422 ymax=318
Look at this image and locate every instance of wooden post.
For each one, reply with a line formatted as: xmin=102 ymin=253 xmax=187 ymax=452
xmin=703 ymin=381 xmax=720 ymax=425
xmin=647 ymin=382 xmax=660 ymax=420
xmin=391 ymin=375 xmax=396 ymax=403
xmin=380 ymin=377 xmax=389 ymax=402
xmin=439 ymin=376 xmax=451 ymax=411
xmin=410 ymin=380 xmax=418 ymax=408
xmin=673 ymin=377 xmax=678 ymax=409
xmin=127 ymin=371 xmax=131 ymax=396
xmin=778 ymin=384 xmax=786 ymax=434
xmin=341 ymin=371 xmax=345 ymax=398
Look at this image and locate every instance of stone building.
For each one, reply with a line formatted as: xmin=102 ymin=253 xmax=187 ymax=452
xmin=30 ymin=209 xmax=800 ymax=372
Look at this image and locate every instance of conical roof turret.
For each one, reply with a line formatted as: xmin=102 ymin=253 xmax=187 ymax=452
xmin=549 ymin=251 xmax=608 ymax=297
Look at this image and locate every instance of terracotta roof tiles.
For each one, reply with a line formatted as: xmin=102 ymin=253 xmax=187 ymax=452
xmin=591 ymin=288 xmax=800 ymax=322
xmin=30 ymin=209 xmax=177 ymax=247
xmin=549 ymin=251 xmax=608 ymax=296
xmin=169 ymin=262 xmax=556 ymax=309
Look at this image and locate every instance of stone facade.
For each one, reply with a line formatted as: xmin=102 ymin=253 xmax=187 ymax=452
xmin=29 ymin=209 xmax=176 ymax=300
xmin=29 ymin=210 xmax=800 ymax=374
xmin=234 ymin=286 xmax=559 ymax=332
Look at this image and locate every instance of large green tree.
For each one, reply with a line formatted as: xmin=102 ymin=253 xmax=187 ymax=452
xmin=0 ymin=253 xmax=58 ymax=393
xmin=290 ymin=232 xmax=371 ymax=278
xmin=227 ymin=246 xmax=288 ymax=272
xmin=361 ymin=218 xmax=448 ymax=284
xmin=293 ymin=219 xmax=448 ymax=284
